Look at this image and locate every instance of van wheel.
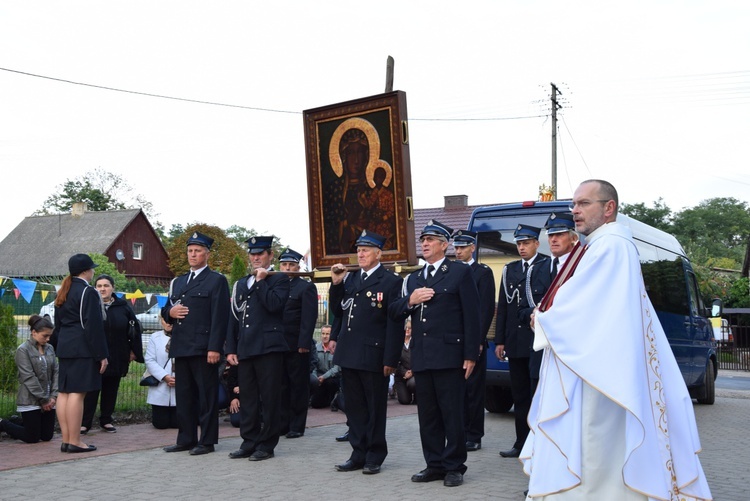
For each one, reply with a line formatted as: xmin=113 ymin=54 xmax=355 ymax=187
xmin=485 ymin=386 xmax=514 ymax=413
xmin=696 ymin=360 xmax=715 ymax=405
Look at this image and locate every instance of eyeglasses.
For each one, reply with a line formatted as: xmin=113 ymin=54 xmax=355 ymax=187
xmin=568 ymin=199 xmax=610 ymax=210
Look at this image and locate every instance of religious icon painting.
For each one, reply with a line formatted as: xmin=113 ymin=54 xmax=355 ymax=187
xmin=303 ymin=91 xmax=417 ymax=268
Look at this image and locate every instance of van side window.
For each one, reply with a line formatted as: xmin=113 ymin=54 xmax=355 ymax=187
xmin=641 ymin=258 xmax=690 ymax=316
xmin=686 ymin=271 xmax=702 ymax=317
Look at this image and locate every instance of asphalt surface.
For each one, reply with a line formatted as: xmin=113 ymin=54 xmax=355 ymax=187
xmin=1 ymin=373 xmax=748 ymax=500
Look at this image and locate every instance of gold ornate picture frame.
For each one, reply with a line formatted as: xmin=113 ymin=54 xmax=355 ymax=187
xmin=304 ymin=91 xmax=416 ymax=268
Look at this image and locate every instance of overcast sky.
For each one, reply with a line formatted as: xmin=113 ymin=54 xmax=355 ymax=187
xmin=1 ymin=1 xmax=748 ymax=257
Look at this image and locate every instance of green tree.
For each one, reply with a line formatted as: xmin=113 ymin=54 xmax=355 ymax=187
xmin=620 ymin=198 xmax=672 ymax=231
xmin=166 ymin=223 xmax=245 ymax=276
xmin=226 ymin=225 xmax=256 ymax=245
xmin=229 ymin=254 xmax=248 ymax=289
xmin=36 ymin=168 xmax=159 ymax=224
xmin=671 ymin=197 xmax=750 ymax=266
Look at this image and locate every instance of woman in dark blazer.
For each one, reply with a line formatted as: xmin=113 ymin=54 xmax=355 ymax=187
xmin=51 ymin=254 xmax=109 ymax=453
xmin=81 ymin=274 xmax=143 ymax=434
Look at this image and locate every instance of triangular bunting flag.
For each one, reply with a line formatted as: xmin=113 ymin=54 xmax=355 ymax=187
xmin=12 ymin=278 xmax=37 ymax=304
xmin=41 ymin=290 xmax=49 ymax=302
xmin=156 ymin=295 xmax=168 ymax=308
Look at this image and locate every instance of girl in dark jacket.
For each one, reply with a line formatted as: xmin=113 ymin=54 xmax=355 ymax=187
xmin=81 ymin=274 xmax=144 ymax=433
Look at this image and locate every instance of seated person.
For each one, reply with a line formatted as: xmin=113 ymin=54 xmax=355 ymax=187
xmin=310 ymin=324 xmax=341 ymax=409
xmin=0 ymin=315 xmax=58 ymax=443
xmin=144 ymin=317 xmax=177 ymax=429
xmin=393 ymin=320 xmax=416 ymax=405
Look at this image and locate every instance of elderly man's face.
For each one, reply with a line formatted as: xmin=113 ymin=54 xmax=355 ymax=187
xmin=421 ymin=235 xmax=448 ymax=263
xmin=357 ymin=246 xmax=381 ymax=271
xmin=548 ymin=231 xmax=576 ymax=257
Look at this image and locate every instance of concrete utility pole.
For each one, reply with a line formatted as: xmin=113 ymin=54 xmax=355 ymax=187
xmin=550 ymin=83 xmax=561 ymax=199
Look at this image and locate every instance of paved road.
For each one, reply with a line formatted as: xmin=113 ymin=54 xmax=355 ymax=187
xmin=1 ymin=373 xmax=748 ymax=500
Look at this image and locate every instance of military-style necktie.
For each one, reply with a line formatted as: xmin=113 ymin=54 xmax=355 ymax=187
xmin=523 ymin=262 xmax=529 ymax=274
xmin=361 ymin=272 xmax=368 ymax=282
xmin=187 ymin=271 xmax=195 ymax=284
xmin=425 ymin=264 xmax=435 ymax=284
xmin=551 ymin=257 xmax=559 ymax=280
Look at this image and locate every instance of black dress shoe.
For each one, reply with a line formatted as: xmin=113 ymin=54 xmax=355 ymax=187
xmin=335 ymin=459 xmax=364 ymax=472
xmin=362 ymin=463 xmax=381 ymax=474
xmin=285 ymin=431 xmax=303 ymax=439
xmin=466 ymin=441 xmax=481 ymax=451
xmin=248 ymin=450 xmax=274 ymax=461
xmin=101 ymin=424 xmax=117 ymax=433
xmin=335 ymin=431 xmax=349 ymax=442
xmin=411 ymin=468 xmax=445 ymax=482
xmin=499 ymin=447 xmax=522 ymax=458
xmin=61 ymin=443 xmax=68 ymax=453
xmin=67 ymin=444 xmax=97 ymax=453
xmin=163 ymin=443 xmax=194 ymax=453
xmin=443 ymin=471 xmax=464 ymax=487
xmin=228 ymin=448 xmax=254 ymax=459
xmin=189 ymin=445 xmax=215 ymax=455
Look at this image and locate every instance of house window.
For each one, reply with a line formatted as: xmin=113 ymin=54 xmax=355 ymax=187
xmin=133 ymin=243 xmax=144 ymax=260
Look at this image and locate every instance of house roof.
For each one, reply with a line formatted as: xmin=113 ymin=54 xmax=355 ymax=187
xmin=0 ymin=209 xmax=144 ymax=277
xmin=413 ymin=203 xmax=484 ymax=257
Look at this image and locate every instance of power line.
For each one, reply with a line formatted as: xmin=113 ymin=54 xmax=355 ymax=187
xmin=0 ymin=66 xmax=548 ymax=122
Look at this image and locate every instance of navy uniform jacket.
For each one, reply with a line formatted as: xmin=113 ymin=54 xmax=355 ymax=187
xmin=226 ymin=272 xmax=289 ymax=360
xmin=390 ymin=260 xmax=481 ymax=371
xmin=494 ymin=260 xmax=527 ymax=358
xmin=470 ymin=261 xmax=497 ymax=341
xmin=282 ymin=277 xmax=318 ymax=352
xmin=330 ymin=265 xmax=404 ymax=372
xmin=162 ymin=268 xmax=230 ymax=358
xmin=518 ymin=257 xmax=552 ymax=377
xmin=517 ymin=257 xmax=552 ymax=331
xmin=52 ymin=277 xmax=108 ymax=361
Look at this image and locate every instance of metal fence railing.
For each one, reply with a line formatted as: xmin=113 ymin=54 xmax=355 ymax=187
xmin=1 ymin=283 xmax=332 ymax=420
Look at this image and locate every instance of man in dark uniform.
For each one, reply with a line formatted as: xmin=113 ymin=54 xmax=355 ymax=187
xmin=277 ymin=248 xmax=318 ymax=439
xmin=495 ymin=224 xmax=548 ymax=458
xmin=226 ymin=236 xmax=289 ymax=462
xmin=162 ymin=232 xmax=230 ymax=456
xmin=329 ymin=229 xmax=403 ymax=475
xmin=452 ymin=229 xmax=496 ymax=452
xmin=391 ymin=220 xmax=480 ymax=488
xmin=520 ymin=212 xmax=577 ymax=394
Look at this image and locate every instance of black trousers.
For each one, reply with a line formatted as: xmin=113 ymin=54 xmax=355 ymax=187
xmin=174 ymin=355 xmax=220 ymax=446
xmin=151 ymin=405 xmax=179 ymax=429
xmin=341 ymin=368 xmax=389 ymax=466
xmin=280 ymin=351 xmax=310 ymax=434
xmin=1 ymin=409 xmax=55 ymax=443
xmin=414 ymin=368 xmax=467 ymax=474
xmin=464 ymin=346 xmax=487 ymax=442
xmin=309 ymin=375 xmax=340 ymax=409
xmin=237 ymin=352 xmax=283 ymax=453
xmin=393 ymin=376 xmax=416 ymax=405
xmin=508 ymin=356 xmax=532 ymax=449
xmin=82 ymin=375 xmax=121 ymax=428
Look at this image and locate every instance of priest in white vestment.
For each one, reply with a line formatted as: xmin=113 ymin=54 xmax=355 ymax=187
xmin=522 ymin=180 xmax=711 ymax=501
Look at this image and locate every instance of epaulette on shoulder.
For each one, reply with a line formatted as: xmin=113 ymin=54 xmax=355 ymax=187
xmin=480 ymin=263 xmax=490 ymax=269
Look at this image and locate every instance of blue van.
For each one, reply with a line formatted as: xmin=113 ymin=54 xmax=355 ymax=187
xmin=468 ymin=200 xmax=718 ymax=412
